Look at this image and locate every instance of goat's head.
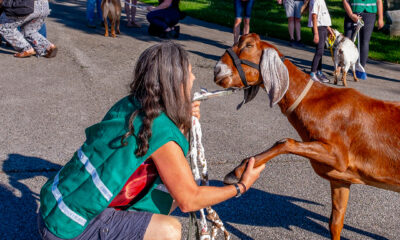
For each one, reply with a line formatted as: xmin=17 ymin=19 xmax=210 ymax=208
xmin=214 ymin=33 xmax=289 ymax=108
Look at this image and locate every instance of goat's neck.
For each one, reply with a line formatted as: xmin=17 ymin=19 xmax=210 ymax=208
xmin=277 ymin=60 xmax=313 ymax=115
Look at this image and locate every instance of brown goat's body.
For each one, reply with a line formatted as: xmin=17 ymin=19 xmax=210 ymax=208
xmin=284 ymin=65 xmax=400 ymax=191
xmin=214 ymin=33 xmax=400 ymax=240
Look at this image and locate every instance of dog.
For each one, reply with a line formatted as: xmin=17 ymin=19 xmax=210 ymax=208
xmin=101 ymin=0 xmax=121 ymax=38
xmin=329 ymin=29 xmax=359 ymax=86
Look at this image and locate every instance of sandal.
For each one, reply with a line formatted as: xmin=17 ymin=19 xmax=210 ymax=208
xmin=44 ymin=45 xmax=58 ymax=58
xmin=14 ymin=49 xmax=36 ymax=58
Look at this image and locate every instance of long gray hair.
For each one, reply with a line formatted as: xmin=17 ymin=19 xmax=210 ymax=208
xmin=122 ymin=41 xmax=192 ymax=156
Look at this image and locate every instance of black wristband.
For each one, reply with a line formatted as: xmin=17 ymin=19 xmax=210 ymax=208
xmin=234 ymin=183 xmax=241 ymax=198
xmin=238 ymin=182 xmax=247 ymax=193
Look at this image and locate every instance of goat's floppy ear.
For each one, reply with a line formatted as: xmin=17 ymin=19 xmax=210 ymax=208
xmin=260 ymin=48 xmax=289 ymax=107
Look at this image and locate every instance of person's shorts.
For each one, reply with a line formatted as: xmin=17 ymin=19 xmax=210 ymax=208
xmin=38 ymin=208 xmax=153 ymax=240
xmin=284 ymin=0 xmax=303 ymax=19
xmin=234 ymin=0 xmax=256 ymax=19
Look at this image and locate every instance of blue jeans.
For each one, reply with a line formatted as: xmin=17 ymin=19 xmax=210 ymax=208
xmin=86 ymin=0 xmax=102 ymax=23
xmin=39 ymin=24 xmax=46 ymax=37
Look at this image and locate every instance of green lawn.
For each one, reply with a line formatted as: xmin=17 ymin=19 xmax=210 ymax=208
xmin=141 ymin=0 xmax=400 ymax=63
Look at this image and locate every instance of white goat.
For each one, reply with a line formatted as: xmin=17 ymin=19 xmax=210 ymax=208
xmin=330 ymin=29 xmax=359 ymax=87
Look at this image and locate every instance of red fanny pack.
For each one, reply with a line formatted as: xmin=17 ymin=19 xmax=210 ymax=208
xmin=108 ymin=158 xmax=158 ymax=209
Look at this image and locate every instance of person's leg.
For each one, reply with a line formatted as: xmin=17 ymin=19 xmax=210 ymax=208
xmin=243 ymin=0 xmax=255 ymax=35
xmin=38 ymin=23 xmax=47 ymax=37
xmin=288 ymin=17 xmax=295 ymax=41
xmin=317 ymin=27 xmax=327 ymax=72
xmin=295 ymin=18 xmax=301 ymax=41
xmin=311 ymin=27 xmax=328 ymax=82
xmin=131 ymin=0 xmax=141 ymax=27
xmin=86 ymin=0 xmax=96 ymax=26
xmin=233 ymin=18 xmax=242 ymax=44
xmin=96 ymin=0 xmax=103 ymax=22
xmin=143 ymin=214 xmax=181 ymax=240
xmin=21 ymin=0 xmax=54 ymax=56
xmin=343 ymin=14 xmax=355 ymax=40
xmin=0 ymin=13 xmax=35 ymax=55
xmin=243 ymin=18 xmax=250 ymax=35
xmin=294 ymin=1 xmax=303 ymax=43
xmin=358 ymin=12 xmax=376 ymax=67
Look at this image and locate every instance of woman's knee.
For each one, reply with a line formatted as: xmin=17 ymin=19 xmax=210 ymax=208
xmin=144 ymin=215 xmax=181 ymax=240
xmin=161 ymin=217 xmax=181 ymax=240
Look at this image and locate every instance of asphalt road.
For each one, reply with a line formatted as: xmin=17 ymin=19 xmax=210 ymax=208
xmin=1 ymin=0 xmax=399 ymax=239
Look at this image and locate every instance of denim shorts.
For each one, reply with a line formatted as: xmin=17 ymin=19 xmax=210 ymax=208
xmin=234 ymin=0 xmax=256 ymax=19
xmin=284 ymin=0 xmax=303 ymax=18
xmin=38 ymin=208 xmax=153 ymax=240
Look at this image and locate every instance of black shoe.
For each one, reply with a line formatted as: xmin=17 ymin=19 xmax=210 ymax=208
xmin=295 ymin=40 xmax=305 ymax=47
xmin=289 ymin=39 xmax=295 ymax=47
xmin=172 ymin=26 xmax=180 ymax=39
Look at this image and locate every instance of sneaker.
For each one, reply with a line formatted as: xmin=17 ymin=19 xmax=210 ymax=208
xmin=317 ymin=71 xmax=330 ymax=83
xmin=172 ymin=26 xmax=180 ymax=39
xmin=356 ymin=70 xmax=367 ymax=80
xmin=310 ymin=72 xmax=321 ymax=82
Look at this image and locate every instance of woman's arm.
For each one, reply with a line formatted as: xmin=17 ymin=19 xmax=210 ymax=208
xmin=312 ymin=14 xmax=319 ymax=44
xmin=147 ymin=0 xmax=173 ymax=11
xmin=151 ymin=141 xmax=265 ymax=213
xmin=342 ymin=0 xmax=361 ymax=22
xmin=376 ymin=0 xmax=384 ymax=29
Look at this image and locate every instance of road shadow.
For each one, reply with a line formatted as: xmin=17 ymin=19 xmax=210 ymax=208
xmin=172 ymin=180 xmax=388 ymax=240
xmin=0 ymin=154 xmax=61 ymax=240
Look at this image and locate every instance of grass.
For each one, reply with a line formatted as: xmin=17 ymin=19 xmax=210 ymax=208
xmin=141 ymin=0 xmax=400 ymax=63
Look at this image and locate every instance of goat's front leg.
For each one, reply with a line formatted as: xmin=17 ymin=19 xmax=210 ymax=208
xmin=224 ymin=138 xmax=348 ymax=184
xmin=329 ymin=181 xmax=351 ymax=240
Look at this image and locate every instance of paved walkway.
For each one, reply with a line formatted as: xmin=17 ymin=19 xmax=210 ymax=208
xmin=0 ymin=0 xmax=399 ymax=239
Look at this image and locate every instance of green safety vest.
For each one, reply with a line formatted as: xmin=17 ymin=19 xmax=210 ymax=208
xmin=350 ymin=0 xmax=377 ymax=13
xmin=39 ymin=96 xmax=189 ymax=239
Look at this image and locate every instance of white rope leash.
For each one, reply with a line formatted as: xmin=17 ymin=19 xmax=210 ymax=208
xmin=188 ymin=88 xmax=236 ymax=240
xmin=190 ymin=116 xmax=230 ymax=240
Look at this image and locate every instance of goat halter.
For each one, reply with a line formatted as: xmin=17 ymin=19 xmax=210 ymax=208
xmin=226 ymin=48 xmax=260 ymax=88
xmin=226 ymin=48 xmax=287 ymax=88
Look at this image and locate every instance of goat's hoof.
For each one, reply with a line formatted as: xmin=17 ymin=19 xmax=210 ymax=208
xmin=104 ymin=33 xmax=109 ymax=37
xmin=223 ymin=170 xmax=240 ymax=185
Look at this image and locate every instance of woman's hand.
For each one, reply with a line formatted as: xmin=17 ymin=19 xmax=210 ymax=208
xmin=313 ymin=33 xmax=319 ymax=44
xmin=192 ymin=101 xmax=201 ymax=119
xmin=377 ymin=18 xmax=384 ymax=29
xmin=350 ymin=13 xmax=361 ymax=23
xmin=238 ymin=157 xmax=265 ymax=192
xmin=146 ymin=6 xmax=154 ymax=11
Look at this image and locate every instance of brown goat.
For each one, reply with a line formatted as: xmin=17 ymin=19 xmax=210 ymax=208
xmin=214 ymin=33 xmax=400 ymax=240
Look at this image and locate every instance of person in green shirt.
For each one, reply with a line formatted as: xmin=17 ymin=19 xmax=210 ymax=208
xmin=38 ymin=41 xmax=266 ymax=240
xmin=343 ymin=0 xmax=384 ymax=80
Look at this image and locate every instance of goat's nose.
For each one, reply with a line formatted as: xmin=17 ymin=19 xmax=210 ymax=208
xmin=214 ymin=62 xmax=222 ymax=77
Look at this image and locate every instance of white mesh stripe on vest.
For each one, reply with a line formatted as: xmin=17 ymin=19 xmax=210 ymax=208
xmin=52 ymin=172 xmax=87 ymax=226
xmin=77 ymin=148 xmax=113 ymax=201
xmin=351 ymin=3 xmax=376 ymax=6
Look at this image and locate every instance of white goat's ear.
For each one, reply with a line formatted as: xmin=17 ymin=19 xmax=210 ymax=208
xmin=260 ymin=48 xmax=289 ymax=107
